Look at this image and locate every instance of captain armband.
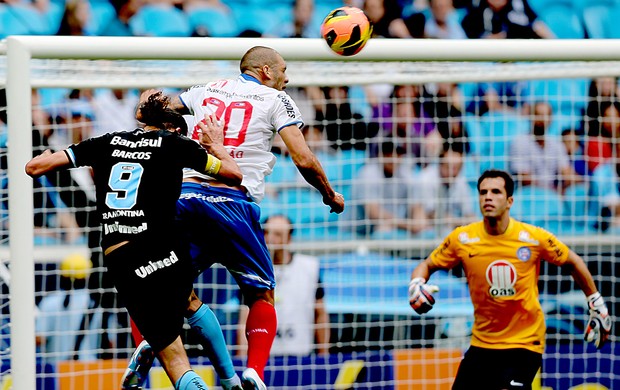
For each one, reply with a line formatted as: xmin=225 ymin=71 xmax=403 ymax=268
xmin=205 ymin=155 xmax=222 ymax=176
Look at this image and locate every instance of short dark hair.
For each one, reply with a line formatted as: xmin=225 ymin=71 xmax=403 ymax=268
xmin=263 ymin=214 xmax=295 ymax=236
xmin=477 ymin=169 xmax=514 ymax=197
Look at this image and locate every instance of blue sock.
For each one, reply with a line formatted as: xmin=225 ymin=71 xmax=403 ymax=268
xmin=187 ymin=304 xmax=236 ymax=380
xmin=175 ymin=370 xmax=208 ymax=390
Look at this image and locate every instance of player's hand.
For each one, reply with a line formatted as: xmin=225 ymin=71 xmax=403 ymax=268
xmin=197 ymin=114 xmax=224 ymax=148
xmin=584 ymin=292 xmax=612 ymax=349
xmin=324 ymin=192 xmax=345 ymax=214
xmin=408 ymin=277 xmax=439 ymax=315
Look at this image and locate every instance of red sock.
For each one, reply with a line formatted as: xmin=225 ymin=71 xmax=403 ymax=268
xmin=129 ymin=317 xmax=144 ymax=345
xmin=245 ymin=299 xmax=277 ymax=379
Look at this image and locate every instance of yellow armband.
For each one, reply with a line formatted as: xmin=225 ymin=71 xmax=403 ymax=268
xmin=205 ymin=155 xmax=222 ymax=176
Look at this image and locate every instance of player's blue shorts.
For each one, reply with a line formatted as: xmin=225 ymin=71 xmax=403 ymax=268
xmin=176 ymin=182 xmax=275 ymax=292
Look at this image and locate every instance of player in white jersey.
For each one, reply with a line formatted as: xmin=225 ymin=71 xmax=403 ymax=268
xmin=129 ymin=46 xmax=344 ymax=390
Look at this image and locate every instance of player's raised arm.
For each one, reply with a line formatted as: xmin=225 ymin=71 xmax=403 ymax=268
xmin=562 ymin=249 xmax=612 ymax=349
xmin=279 ymin=124 xmax=344 ymax=214
xmin=25 ymin=149 xmax=71 ymax=178
xmin=195 ymin=114 xmax=242 ymax=187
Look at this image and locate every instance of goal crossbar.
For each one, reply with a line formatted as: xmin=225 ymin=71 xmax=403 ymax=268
xmin=5 ymin=36 xmax=620 ymax=389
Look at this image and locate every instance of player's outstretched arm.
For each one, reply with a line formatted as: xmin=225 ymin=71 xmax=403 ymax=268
xmin=279 ymin=124 xmax=344 ymax=214
xmin=563 ymin=250 xmax=612 ymax=349
xmin=25 ymin=149 xmax=71 ymax=178
xmin=409 ymin=258 xmax=442 ymax=315
xmin=196 ymin=114 xmax=242 ymax=186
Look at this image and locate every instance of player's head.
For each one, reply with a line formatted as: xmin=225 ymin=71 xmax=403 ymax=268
xmin=477 ymin=169 xmax=514 ymax=219
xmin=263 ymin=214 xmax=294 ymax=264
xmin=138 ymin=91 xmax=188 ymax=135
xmin=240 ymin=46 xmax=289 ymax=91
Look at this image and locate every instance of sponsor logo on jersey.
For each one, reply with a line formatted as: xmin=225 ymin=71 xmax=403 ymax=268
xmin=179 ymin=192 xmax=234 ymax=203
xmin=101 ymin=209 xmax=145 ymax=220
xmin=547 ymin=237 xmax=564 ymax=259
xmin=278 ymin=94 xmax=297 ymax=118
xmin=516 ymin=246 xmax=532 ymax=262
xmin=103 ymin=221 xmax=148 ymax=235
xmin=458 ymin=232 xmax=480 ymax=244
xmin=111 ymin=150 xmax=152 ymax=160
xmin=486 ymin=260 xmax=517 ymax=297
xmin=110 ymin=136 xmax=162 ymax=149
xmin=518 ymin=230 xmax=539 ymax=245
xmin=134 ymin=251 xmax=179 ymax=278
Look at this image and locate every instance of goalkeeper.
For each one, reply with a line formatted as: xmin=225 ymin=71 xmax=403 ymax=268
xmin=408 ymin=169 xmax=612 ymax=390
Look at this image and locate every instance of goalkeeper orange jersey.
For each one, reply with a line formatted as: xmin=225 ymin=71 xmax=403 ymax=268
xmin=429 ymin=218 xmax=569 ymax=354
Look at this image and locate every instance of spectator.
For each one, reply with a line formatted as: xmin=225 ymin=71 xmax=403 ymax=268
xmin=461 ymin=0 xmax=554 ymax=39
xmin=585 ymin=76 xmax=619 ymax=138
xmin=423 ymin=82 xmax=470 ymax=153
xmin=270 ymin=0 xmax=320 ymax=38
xmin=36 ymin=253 xmax=97 ymax=362
xmin=561 ymin=128 xmax=588 ymax=177
xmin=238 ymin=215 xmax=329 ymax=356
xmin=352 ymin=141 xmax=429 ymax=238
xmin=403 ymin=0 xmax=467 ymax=39
xmin=90 ymin=89 xmax=140 ymax=137
xmin=372 ymin=84 xmax=441 ymax=163
xmin=509 ymin=101 xmax=580 ymax=194
xmin=585 ymin=100 xmax=620 ymax=174
xmin=416 ymin=144 xmax=476 ymax=236
xmin=364 ymin=0 xmax=411 ymax=38
xmin=591 ymin=141 xmax=620 ymax=233
xmin=315 ymin=86 xmax=373 ymax=151
xmin=57 ymin=0 xmax=92 ymax=36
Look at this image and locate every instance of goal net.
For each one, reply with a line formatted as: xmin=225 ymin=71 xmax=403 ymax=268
xmin=0 ymin=36 xmax=618 ymax=390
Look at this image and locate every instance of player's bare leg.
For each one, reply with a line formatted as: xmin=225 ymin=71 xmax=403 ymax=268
xmin=157 ymin=336 xmax=209 ymax=390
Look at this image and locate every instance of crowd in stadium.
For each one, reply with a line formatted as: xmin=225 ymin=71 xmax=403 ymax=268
xmin=0 ymin=2 xmax=618 ymax=389
xmin=1 ymin=0 xmax=619 ymax=244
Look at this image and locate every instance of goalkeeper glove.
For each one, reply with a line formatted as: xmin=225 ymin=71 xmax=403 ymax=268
xmin=584 ymin=292 xmax=612 ymax=349
xmin=408 ymin=277 xmax=440 ymax=315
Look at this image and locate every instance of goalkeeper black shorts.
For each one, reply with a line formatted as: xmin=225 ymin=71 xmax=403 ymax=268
xmin=452 ymin=346 xmax=542 ymax=390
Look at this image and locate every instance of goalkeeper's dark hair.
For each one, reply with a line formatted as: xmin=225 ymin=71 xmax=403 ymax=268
xmin=477 ymin=169 xmax=514 ymax=197
xmin=138 ymin=91 xmax=188 ymax=136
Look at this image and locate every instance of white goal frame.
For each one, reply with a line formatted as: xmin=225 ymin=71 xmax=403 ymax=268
xmin=5 ymin=36 xmax=620 ymax=389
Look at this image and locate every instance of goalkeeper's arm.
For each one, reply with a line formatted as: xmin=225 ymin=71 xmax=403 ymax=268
xmin=562 ymin=249 xmax=612 ymax=349
xmin=409 ymin=258 xmax=444 ymax=315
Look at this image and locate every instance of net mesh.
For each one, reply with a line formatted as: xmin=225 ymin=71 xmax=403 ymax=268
xmin=0 ymin=54 xmax=618 ymax=389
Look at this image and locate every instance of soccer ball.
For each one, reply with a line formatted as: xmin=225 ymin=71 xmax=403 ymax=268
xmin=320 ymin=6 xmax=372 ymax=57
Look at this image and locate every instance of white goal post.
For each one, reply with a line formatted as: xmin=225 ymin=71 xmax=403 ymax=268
xmin=4 ymin=36 xmax=620 ymax=390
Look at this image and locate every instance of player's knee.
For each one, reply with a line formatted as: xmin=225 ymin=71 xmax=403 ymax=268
xmin=244 ymin=288 xmax=275 ymax=307
xmin=185 ymin=290 xmax=203 ymax=315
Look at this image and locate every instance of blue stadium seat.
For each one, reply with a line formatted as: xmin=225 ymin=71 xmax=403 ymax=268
xmin=320 ymin=253 xmax=472 ymax=317
xmin=475 ymin=110 xmax=530 ymax=172
xmin=583 ymin=3 xmax=620 ymax=38
xmin=266 ymin=154 xmax=299 ymax=187
xmin=538 ymin=4 xmax=585 ymax=39
xmin=559 ymin=183 xmax=596 ymax=235
xmin=186 ymin=6 xmax=239 ymax=37
xmin=0 ymin=3 xmax=51 ymax=37
xmin=231 ymin=4 xmax=285 ymax=35
xmin=526 ymin=78 xmax=589 ymax=135
xmin=511 ymin=186 xmax=563 ymax=234
xmin=129 ymin=4 xmax=192 ymax=37
xmin=87 ymin=0 xmax=118 ymax=36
